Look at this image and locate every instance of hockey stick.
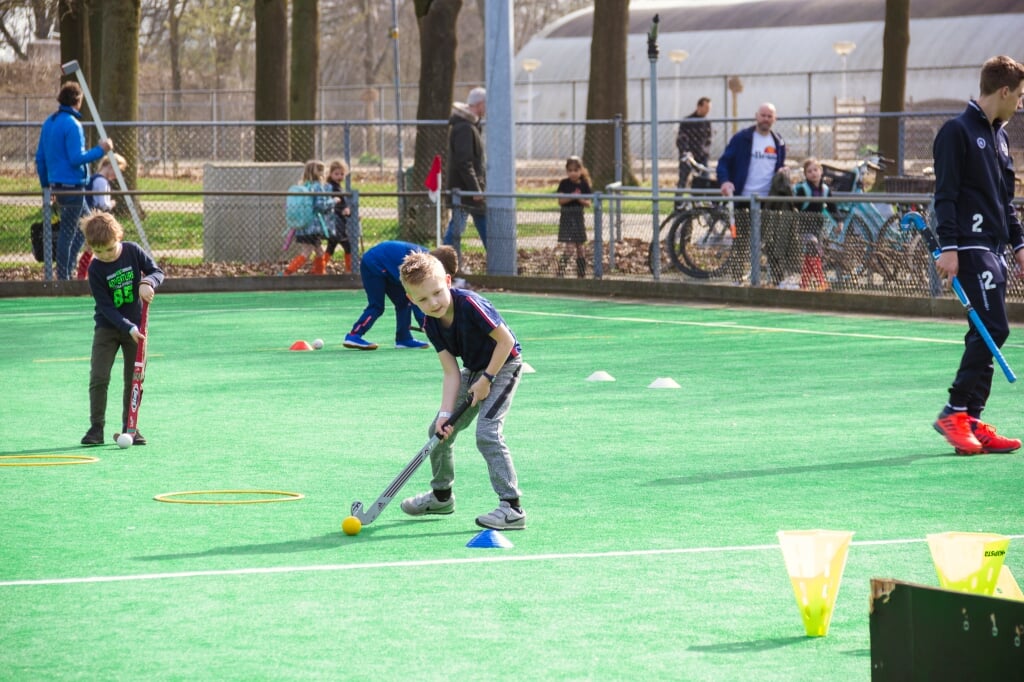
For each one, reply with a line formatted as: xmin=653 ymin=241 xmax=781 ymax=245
xmin=60 ymin=60 xmax=152 ymax=255
xmin=123 ymin=300 xmax=150 ymax=444
xmin=902 ymin=211 xmax=1016 ymax=383
xmin=350 ymin=396 xmax=473 ymax=525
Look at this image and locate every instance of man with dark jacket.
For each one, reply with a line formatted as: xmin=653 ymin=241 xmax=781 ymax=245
xmin=443 ymin=87 xmax=487 ymax=270
xmin=35 ymin=81 xmax=113 ymax=280
xmin=715 ymin=103 xmax=786 ymax=282
xmin=676 ymin=97 xmax=712 ymax=189
xmin=931 ymin=55 xmax=1024 ymax=455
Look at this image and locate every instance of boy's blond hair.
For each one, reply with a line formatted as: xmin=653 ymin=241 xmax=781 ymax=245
xmin=400 ymin=251 xmax=447 ymax=287
xmin=98 ymin=153 xmax=127 ymax=172
xmin=302 ymin=160 xmax=326 ymax=184
xmin=329 ymin=159 xmax=349 ymax=176
xmin=80 ymin=210 xmax=124 ymax=246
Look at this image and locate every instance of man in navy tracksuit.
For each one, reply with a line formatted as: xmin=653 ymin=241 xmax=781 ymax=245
xmin=716 ymin=103 xmax=786 ymax=281
xmin=932 ymin=56 xmax=1024 ymax=455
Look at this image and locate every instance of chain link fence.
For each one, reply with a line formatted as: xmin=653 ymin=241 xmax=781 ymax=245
xmin=3 ymin=115 xmax=1024 ymax=303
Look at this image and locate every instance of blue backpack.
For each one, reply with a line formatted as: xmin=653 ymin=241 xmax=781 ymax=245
xmin=285 ymin=182 xmax=333 ymax=234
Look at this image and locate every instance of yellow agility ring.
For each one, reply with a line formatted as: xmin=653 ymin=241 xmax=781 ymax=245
xmin=0 ymin=454 xmax=99 ymax=467
xmin=153 ymin=489 xmax=305 ymax=505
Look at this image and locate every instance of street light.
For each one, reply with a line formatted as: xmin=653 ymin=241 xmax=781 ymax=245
xmin=522 ymin=58 xmax=542 ymax=160
xmin=833 ymin=41 xmax=856 ymax=101
xmin=669 ymin=49 xmax=689 ymax=115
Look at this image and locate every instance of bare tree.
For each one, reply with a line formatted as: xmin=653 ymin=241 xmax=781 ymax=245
xmin=99 ymin=0 xmax=140 ymax=190
xmin=290 ymin=0 xmax=319 ymax=161
xmin=878 ymin=0 xmax=909 ymax=184
xmin=406 ymin=0 xmax=461 ymax=241
xmin=583 ymin=0 xmax=635 ymax=188
xmin=254 ymin=0 xmax=288 ymax=161
xmin=57 ymin=0 xmax=89 ymax=83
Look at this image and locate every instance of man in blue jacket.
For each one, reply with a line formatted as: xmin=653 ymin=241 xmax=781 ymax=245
xmin=931 ymin=56 xmax=1024 ymax=456
xmin=716 ymin=102 xmax=787 ymax=282
xmin=35 ymin=81 xmax=113 ymax=280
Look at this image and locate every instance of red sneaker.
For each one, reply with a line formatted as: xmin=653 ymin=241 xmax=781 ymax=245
xmin=969 ymin=419 xmax=1021 ymax=454
xmin=933 ymin=412 xmax=983 ymax=455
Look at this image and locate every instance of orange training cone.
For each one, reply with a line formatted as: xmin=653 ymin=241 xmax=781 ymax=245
xmin=290 ymin=340 xmax=314 ymax=351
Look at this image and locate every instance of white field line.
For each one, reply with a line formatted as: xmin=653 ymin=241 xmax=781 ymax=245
xmin=503 ymin=308 xmax=1024 ymax=348
xmin=4 ymin=534 xmax=1022 ymax=588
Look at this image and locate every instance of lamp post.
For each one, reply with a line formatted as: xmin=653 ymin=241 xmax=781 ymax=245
xmin=833 ymin=41 xmax=856 ymax=101
xmin=669 ymin=49 xmax=688 ymax=115
xmin=522 ymin=58 xmax=541 ymax=160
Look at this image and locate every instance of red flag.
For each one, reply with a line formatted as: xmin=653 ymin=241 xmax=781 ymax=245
xmin=425 ymin=154 xmax=442 ymax=204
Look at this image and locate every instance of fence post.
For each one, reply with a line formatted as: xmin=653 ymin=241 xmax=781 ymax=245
xmin=750 ymin=195 xmax=762 ymax=286
xmin=350 ymin=189 xmax=362 ymax=275
xmin=897 ymin=116 xmax=906 ymax=176
xmin=593 ymin=192 xmax=603 ymax=279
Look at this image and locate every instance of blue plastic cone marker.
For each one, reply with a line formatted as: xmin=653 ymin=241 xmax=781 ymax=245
xmin=466 ymin=529 xmax=514 ymax=549
xmin=927 ymin=531 xmax=1010 ymax=596
xmin=777 ymin=529 xmax=854 ymax=637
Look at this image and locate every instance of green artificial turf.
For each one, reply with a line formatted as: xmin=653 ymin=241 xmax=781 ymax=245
xmin=1 ymin=290 xmax=1022 ymax=680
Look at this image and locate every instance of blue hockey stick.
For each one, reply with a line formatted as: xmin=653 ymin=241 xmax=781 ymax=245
xmin=902 ymin=211 xmax=1016 ymax=383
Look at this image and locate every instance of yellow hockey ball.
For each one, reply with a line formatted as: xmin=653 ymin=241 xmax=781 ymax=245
xmin=342 ymin=515 xmax=362 ymax=536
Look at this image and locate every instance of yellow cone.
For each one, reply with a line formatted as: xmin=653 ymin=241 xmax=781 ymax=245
xmin=777 ymin=530 xmax=854 ymax=637
xmin=926 ymin=531 xmax=1009 ymax=596
xmin=994 ymin=565 xmax=1024 ymax=602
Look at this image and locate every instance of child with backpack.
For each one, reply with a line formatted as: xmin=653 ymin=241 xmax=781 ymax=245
xmin=283 ymin=160 xmax=334 ymax=276
xmin=76 ymin=153 xmax=127 ymax=279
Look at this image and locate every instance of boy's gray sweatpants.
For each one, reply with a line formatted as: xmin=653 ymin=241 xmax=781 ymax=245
xmin=427 ymin=358 xmax=522 ymax=502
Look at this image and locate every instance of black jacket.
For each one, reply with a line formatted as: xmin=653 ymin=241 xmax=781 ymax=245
xmin=933 ymin=101 xmax=1024 ymax=255
xmin=446 ymin=103 xmax=485 ymax=208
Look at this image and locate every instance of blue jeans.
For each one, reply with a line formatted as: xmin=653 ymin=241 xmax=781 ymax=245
xmin=55 ymin=189 xmax=88 ymax=280
xmin=443 ymin=206 xmax=487 ymax=263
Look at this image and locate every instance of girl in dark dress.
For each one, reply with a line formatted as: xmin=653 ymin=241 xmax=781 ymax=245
xmin=556 ymin=155 xmax=592 ymax=278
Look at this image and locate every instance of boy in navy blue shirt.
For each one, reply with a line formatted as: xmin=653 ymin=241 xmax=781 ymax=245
xmin=398 ymin=251 xmax=526 ymax=530
xmin=932 ymin=55 xmax=1024 ymax=455
xmin=80 ymin=211 xmax=164 ymax=445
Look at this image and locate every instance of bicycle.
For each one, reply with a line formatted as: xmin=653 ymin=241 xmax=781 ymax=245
xmin=813 ymin=154 xmax=907 ymax=289
xmin=657 ymin=154 xmax=887 ymax=283
xmin=655 ymin=154 xmax=737 ymax=279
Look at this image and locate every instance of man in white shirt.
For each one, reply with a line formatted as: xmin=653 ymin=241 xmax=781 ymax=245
xmin=716 ymin=103 xmax=788 ymax=282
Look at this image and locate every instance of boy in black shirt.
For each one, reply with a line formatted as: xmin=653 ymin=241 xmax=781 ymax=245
xmin=80 ymin=211 xmax=164 ymax=446
xmin=398 ymin=251 xmax=526 ymax=530
xmin=932 ymin=56 xmax=1024 ymax=455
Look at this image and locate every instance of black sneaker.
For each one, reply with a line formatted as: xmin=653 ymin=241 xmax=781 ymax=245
xmin=113 ymin=431 xmax=147 ymax=446
xmin=81 ymin=425 xmax=104 ymax=445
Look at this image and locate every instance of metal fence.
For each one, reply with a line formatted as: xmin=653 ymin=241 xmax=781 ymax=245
xmin=4 ymin=114 xmax=1024 ymax=302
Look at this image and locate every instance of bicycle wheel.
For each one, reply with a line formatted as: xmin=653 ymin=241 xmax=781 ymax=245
xmin=668 ymin=208 xmax=735 ymax=278
xmin=823 ymin=215 xmax=873 ymax=289
xmin=870 ymin=215 xmax=934 ymax=294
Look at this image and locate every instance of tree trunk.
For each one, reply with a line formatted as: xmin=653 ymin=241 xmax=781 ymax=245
xmin=584 ymin=0 xmax=635 ymax=189
xmin=99 ymin=0 xmax=140 ymax=207
xmin=290 ymin=0 xmax=319 ymax=162
xmin=878 ymin=0 xmax=909 ymax=184
xmin=407 ymin=0 xmax=461 ymax=243
xmin=254 ymin=0 xmax=290 ymax=162
xmin=58 ymin=0 xmax=89 ymax=86
xmin=361 ymin=0 xmax=378 ymax=157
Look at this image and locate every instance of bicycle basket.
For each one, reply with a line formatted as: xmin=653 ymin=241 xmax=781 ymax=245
xmin=821 ymin=165 xmax=857 ymax=192
xmin=882 ymin=176 xmax=935 ymax=194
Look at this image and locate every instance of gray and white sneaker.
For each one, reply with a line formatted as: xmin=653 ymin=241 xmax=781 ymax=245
xmin=475 ymin=501 xmax=526 ymax=530
xmin=400 ymin=490 xmax=455 ymax=516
